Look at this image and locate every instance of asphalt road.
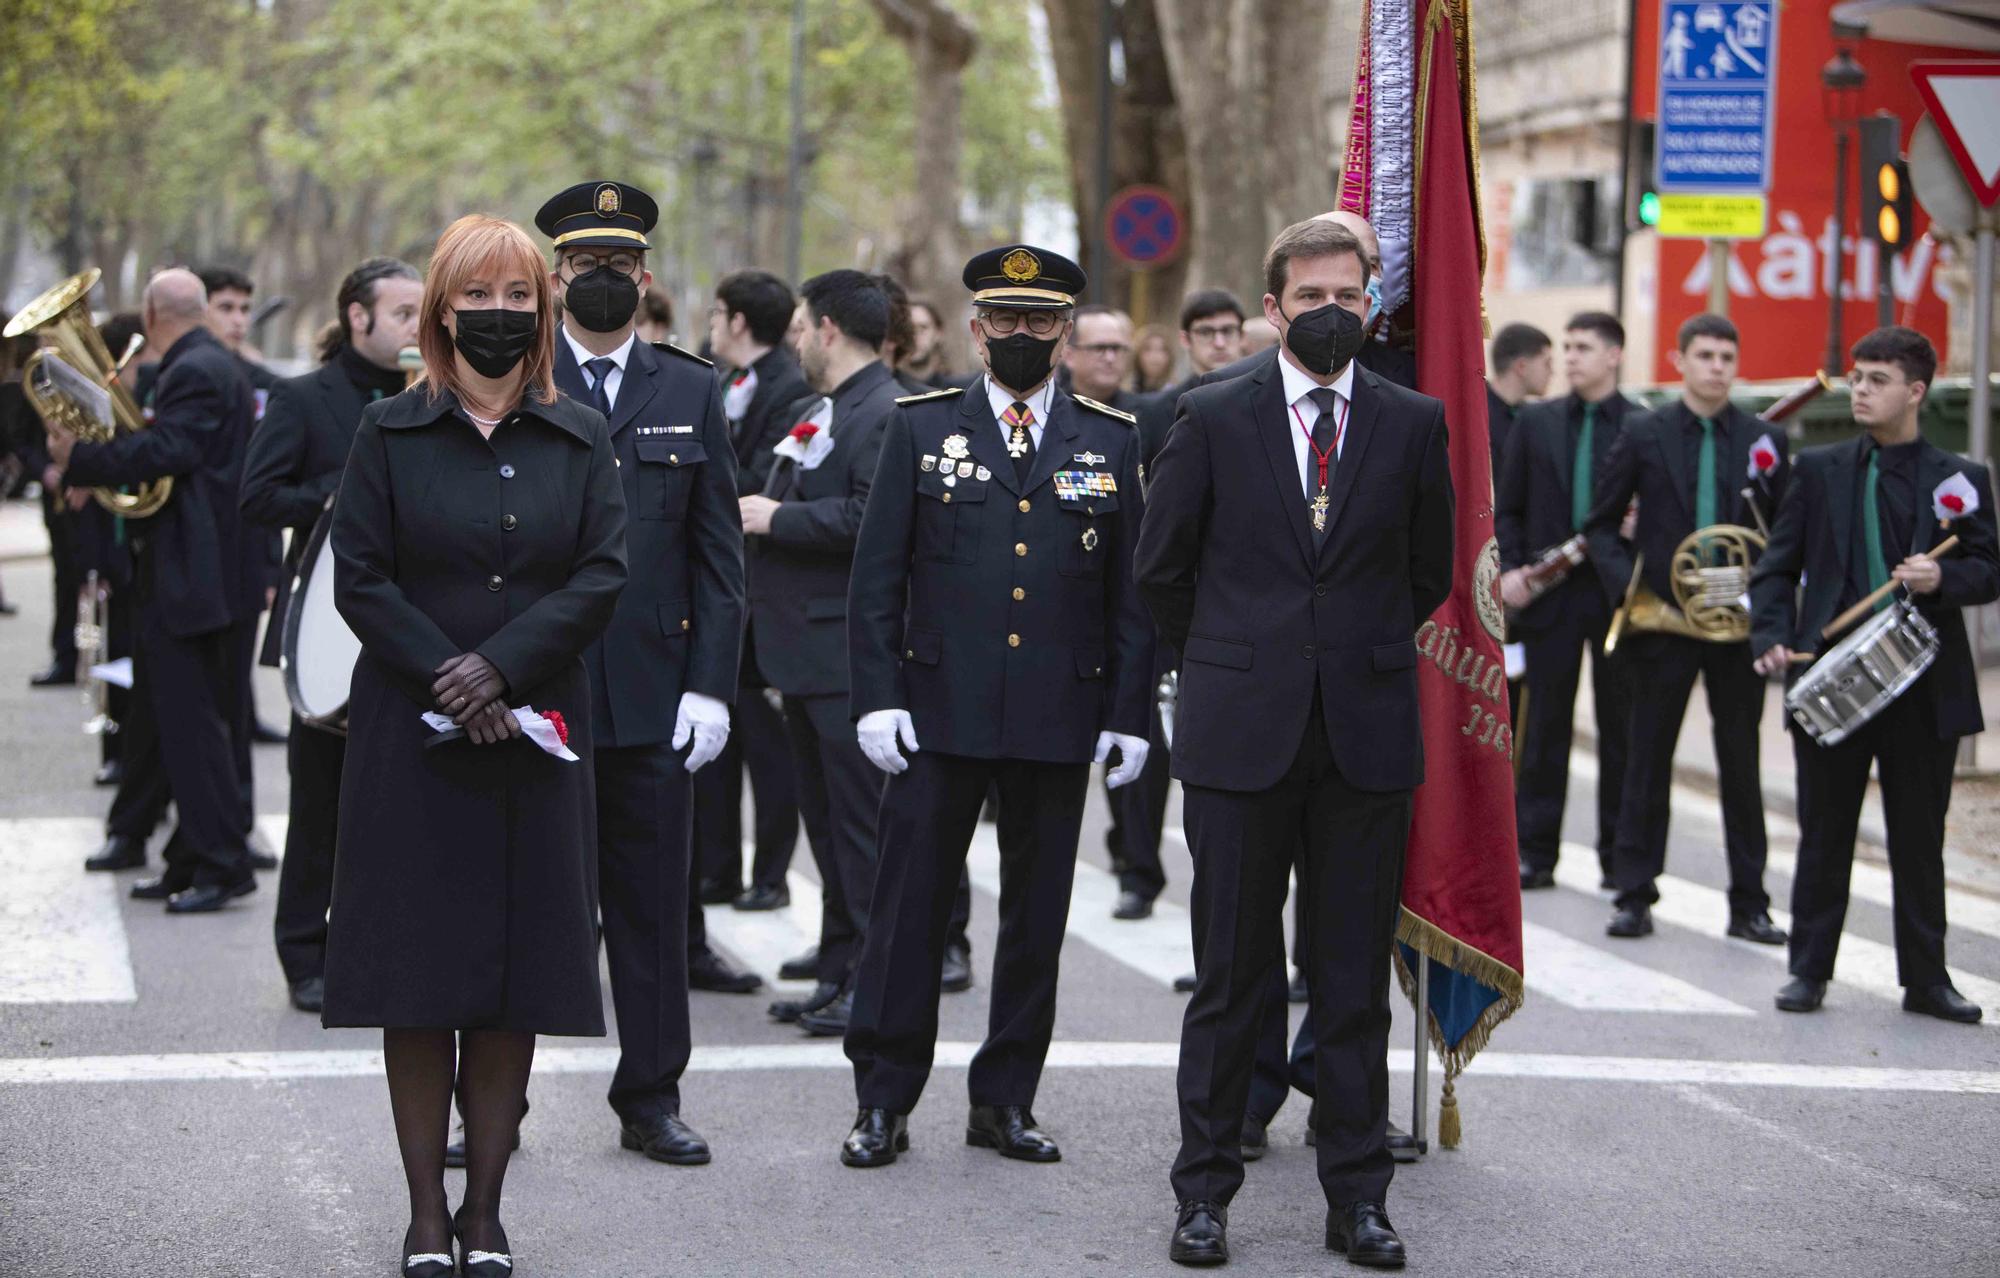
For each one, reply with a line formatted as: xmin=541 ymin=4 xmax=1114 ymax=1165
xmin=1 ymin=549 xmax=1996 ymax=1277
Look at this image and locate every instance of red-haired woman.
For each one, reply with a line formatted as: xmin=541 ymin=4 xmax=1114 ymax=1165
xmin=324 ymin=214 xmax=627 ymax=1277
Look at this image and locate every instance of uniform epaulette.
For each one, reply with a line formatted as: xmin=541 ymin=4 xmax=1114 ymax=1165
xmin=895 ymin=386 xmax=966 ymax=406
xmin=653 ymin=341 xmax=714 ymax=368
xmin=1073 ymin=394 xmax=1138 ymax=425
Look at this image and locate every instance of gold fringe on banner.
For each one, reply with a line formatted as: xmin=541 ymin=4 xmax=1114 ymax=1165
xmin=1393 ymin=906 xmax=1526 ymax=1149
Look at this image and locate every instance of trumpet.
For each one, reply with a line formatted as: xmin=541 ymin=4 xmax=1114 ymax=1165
xmin=74 ymin=571 xmax=117 ymax=739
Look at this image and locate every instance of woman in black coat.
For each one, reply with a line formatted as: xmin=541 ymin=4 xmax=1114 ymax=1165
xmin=325 ymin=214 xmax=627 ymax=1277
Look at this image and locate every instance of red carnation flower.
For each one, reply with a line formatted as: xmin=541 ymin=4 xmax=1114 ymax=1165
xmin=543 ymin=709 xmax=569 ymax=746
xmin=1942 ymin=493 xmax=1966 ymax=514
xmin=788 ymin=422 xmax=820 ymax=441
xmin=731 ymin=372 xmax=749 ymax=386
xmin=1752 ymin=447 xmax=1776 ymax=471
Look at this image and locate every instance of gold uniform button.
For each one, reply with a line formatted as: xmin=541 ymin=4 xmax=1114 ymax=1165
xmin=905 ymin=649 xmax=915 ymax=659
xmin=1012 ymin=587 xmax=1025 ymax=601
xmin=1015 ymin=542 xmax=1028 ymax=557
xmin=1018 ymin=499 xmax=1031 ymax=513
xmin=670 ymin=453 xmax=679 ymax=464
xmin=615 ymin=457 xmax=622 ymax=467
xmin=1008 ymin=634 xmax=1021 ymax=648
xmin=942 ymin=492 xmax=952 ymax=503
xmin=681 ymin=619 xmax=691 ymax=632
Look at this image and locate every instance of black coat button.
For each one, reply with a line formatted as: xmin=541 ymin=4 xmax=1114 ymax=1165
xmin=487 ymin=575 xmax=503 ymax=591
xmin=1315 ymin=583 xmax=1327 ymax=597
xmin=501 ymin=514 xmax=518 ymax=531
xmin=499 ymin=464 xmax=516 ymax=479
xmin=1302 ymin=644 xmax=1315 ymax=659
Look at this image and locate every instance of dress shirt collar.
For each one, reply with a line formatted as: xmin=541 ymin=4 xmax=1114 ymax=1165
xmin=561 ymin=326 xmax=637 ymax=379
xmin=1277 ymin=348 xmax=1355 ymax=415
xmin=984 ymin=374 xmax=1055 ymax=427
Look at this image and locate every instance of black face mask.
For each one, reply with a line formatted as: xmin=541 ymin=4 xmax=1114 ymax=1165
xmin=563 ymin=266 xmax=640 ymax=333
xmin=985 ymin=331 xmax=1061 ymax=394
xmin=453 ymin=307 xmax=538 ymax=378
xmin=1279 ymin=299 xmax=1367 ymax=377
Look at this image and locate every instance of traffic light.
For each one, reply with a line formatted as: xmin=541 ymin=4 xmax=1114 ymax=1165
xmin=1859 ymin=114 xmax=1913 ymax=256
xmin=1628 ymin=120 xmax=1661 ymax=231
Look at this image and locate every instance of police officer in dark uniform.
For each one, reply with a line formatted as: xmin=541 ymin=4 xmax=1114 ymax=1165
xmin=240 ymin=256 xmax=422 ymax=1012
xmin=839 ymin=245 xmax=1155 ymax=1168
xmin=54 ymin=268 xmax=264 ymax=912
xmin=536 ymin=180 xmax=746 ymax=1162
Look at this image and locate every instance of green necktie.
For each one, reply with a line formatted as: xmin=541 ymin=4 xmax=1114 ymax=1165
xmin=1863 ymin=449 xmax=1891 ymax=608
xmin=1695 ymin=417 xmax=1718 ymax=530
xmin=1571 ymin=402 xmax=1597 ymax=532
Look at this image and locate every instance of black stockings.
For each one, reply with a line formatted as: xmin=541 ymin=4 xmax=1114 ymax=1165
xmin=384 ymin=1028 xmax=536 ymax=1256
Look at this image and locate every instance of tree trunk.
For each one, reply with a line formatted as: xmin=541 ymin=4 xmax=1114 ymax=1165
xmin=1151 ymin=0 xmax=1335 ymax=303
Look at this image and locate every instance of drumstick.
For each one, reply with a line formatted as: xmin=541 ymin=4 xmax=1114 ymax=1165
xmin=1819 ymin=534 xmax=1959 ymax=640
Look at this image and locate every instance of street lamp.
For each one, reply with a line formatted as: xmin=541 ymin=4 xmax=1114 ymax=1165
xmin=1820 ymin=24 xmax=1868 ymax=376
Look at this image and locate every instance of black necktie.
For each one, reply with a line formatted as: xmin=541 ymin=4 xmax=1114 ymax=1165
xmin=1307 ymin=387 xmax=1342 ymax=543
xmin=585 ymin=357 xmax=615 ymax=419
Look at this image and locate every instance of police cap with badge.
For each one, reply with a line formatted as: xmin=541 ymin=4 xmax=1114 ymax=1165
xmin=534 ymin=180 xmax=658 ymax=252
xmin=962 ymin=244 xmax=1086 ymax=310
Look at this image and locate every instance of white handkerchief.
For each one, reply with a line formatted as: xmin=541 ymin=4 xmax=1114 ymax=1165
xmin=418 ymin=705 xmax=579 ymax=762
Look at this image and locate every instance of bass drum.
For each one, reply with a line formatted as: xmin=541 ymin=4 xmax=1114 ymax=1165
xmin=281 ymin=501 xmax=362 ymax=735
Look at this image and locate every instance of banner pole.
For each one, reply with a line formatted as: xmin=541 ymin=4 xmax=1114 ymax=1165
xmin=1413 ymin=951 xmax=1430 ymax=1158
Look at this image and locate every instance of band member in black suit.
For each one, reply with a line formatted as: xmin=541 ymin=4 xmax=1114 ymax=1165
xmin=537 ymin=181 xmax=746 ymax=1160
xmin=1585 ymin=313 xmax=1787 ymax=943
xmin=240 ymin=256 xmax=422 ymax=1013
xmin=1497 ymin=311 xmax=1639 ymax=891
xmin=743 ymin=271 xmax=902 ymax=1037
xmin=1754 ymin=327 xmax=1999 ymax=1024
xmin=696 ymin=269 xmax=805 ymax=921
xmin=840 ymin=244 xmax=1154 ymax=1168
xmin=324 ymin=215 xmax=628 ymax=1275
xmin=1487 ymin=322 xmax=1552 ymax=472
xmin=1138 ymin=218 xmax=1452 ymax=1268
xmin=52 ymin=268 xmax=264 ymax=913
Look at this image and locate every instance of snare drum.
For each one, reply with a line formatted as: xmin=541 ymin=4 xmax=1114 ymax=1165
xmin=280 ymin=502 xmax=362 ymax=734
xmin=1784 ymin=597 xmax=1940 ymax=747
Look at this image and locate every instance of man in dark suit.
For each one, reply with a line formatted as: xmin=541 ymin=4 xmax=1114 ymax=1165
xmin=696 ymin=269 xmax=805 ymax=917
xmin=1487 ymin=322 xmax=1551 ymax=471
xmin=1497 ymin=311 xmax=1639 ymax=892
xmin=1585 ymin=313 xmax=1787 ymax=943
xmin=54 ymin=268 xmax=264 ymax=913
xmin=839 ymin=244 xmax=1154 ymax=1169
xmin=1754 ymin=327 xmax=1998 ymax=1024
xmin=1137 ymin=218 xmax=1452 ymax=1268
xmin=742 ymin=271 xmax=901 ymax=1037
xmin=539 ymin=180 xmax=747 ymax=1160
xmin=239 ymin=256 xmax=421 ymax=1012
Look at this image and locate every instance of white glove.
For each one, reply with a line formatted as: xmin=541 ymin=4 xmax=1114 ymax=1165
xmin=858 ymin=708 xmax=919 ymax=775
xmin=673 ymin=691 xmax=731 ymax=773
xmin=1096 ymin=730 xmax=1151 ymax=789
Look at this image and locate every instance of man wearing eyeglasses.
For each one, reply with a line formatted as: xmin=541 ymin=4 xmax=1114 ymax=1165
xmin=1063 ymin=304 xmax=1146 ymax=417
xmin=839 ymin=244 xmax=1156 ymax=1169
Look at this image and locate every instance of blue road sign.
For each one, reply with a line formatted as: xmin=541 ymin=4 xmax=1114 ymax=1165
xmin=1655 ymin=1 xmax=1778 ymax=194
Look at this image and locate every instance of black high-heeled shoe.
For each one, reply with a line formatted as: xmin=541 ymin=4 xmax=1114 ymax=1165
xmin=400 ymin=1221 xmax=455 ymax=1278
xmin=454 ymin=1208 xmax=514 ymax=1276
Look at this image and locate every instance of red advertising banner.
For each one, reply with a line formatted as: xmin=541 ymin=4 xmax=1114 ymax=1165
xmin=1630 ymin=1 xmax=1965 ymax=382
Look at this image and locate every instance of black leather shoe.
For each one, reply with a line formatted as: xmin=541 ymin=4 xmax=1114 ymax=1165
xmin=1169 ymin=1200 xmax=1228 ymax=1266
xmin=165 ymin=878 xmax=256 ymax=913
xmin=798 ymin=988 xmax=852 ymax=1037
xmin=1519 ymin=865 xmax=1556 ymax=890
xmin=1241 ymin=1118 xmax=1268 ymax=1162
xmin=689 ymin=947 xmax=763 ymax=993
xmin=29 ymin=661 xmax=76 ymax=687
xmin=732 ymin=882 xmax=789 ymax=911
xmin=247 ymin=847 xmax=279 ymax=871
xmin=941 ymin=941 xmax=973 ymax=993
xmin=1114 ymin=890 xmax=1154 ymax=920
xmin=1904 ymin=983 xmax=1983 ymax=1023
xmin=1328 ymin=1200 xmax=1406 ymax=1268
xmin=841 ymin=1108 xmax=908 ymax=1167
xmin=130 ymin=873 xmax=190 ymax=901
xmin=770 ymin=980 xmax=840 ymax=1024
xmin=1606 ymin=905 xmax=1653 ymax=938
xmin=252 ymin=717 xmax=288 ymax=745
xmin=1288 ymin=970 xmax=1309 ymax=1003
xmin=1173 ymin=972 xmax=1198 ymax=993
xmin=1775 ymin=976 xmax=1826 ymax=1012
xmin=1728 ymin=912 xmax=1787 ymax=945
xmin=621 ymin=1111 xmax=712 ymax=1164
xmin=84 ymin=834 xmax=145 ymax=872
xmin=288 ymin=976 xmax=325 ymax=1013
xmin=966 ymin=1104 xmax=1060 ymax=1162
xmin=778 ymin=946 xmax=820 ymax=981
xmin=697 ymin=875 xmax=741 ymax=906
xmin=93 ymin=759 xmax=122 ymax=787
xmin=451 ymin=1208 xmax=512 ymax=1278
xmin=400 ymin=1220 xmax=455 ymax=1278
xmin=1386 ymin=1121 xmax=1419 ymax=1162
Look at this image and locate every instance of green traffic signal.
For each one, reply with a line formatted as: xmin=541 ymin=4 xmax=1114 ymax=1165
xmin=1639 ymin=192 xmax=1661 ymax=227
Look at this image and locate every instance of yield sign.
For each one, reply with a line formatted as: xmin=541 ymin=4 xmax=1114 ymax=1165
xmin=1911 ymin=60 xmax=2000 ymax=207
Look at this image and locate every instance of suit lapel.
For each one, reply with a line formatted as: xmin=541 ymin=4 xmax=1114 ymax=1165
xmin=1657 ymin=403 xmax=1695 ymax=524
xmin=1252 ymin=362 xmax=1316 ymax=570
xmin=1826 ymin=436 xmax=1861 ymax=576
xmin=958 ymin=388 xmax=1020 ymax=496
xmin=552 ymin=336 xmax=587 ymax=403
xmin=1319 ymin=366 xmax=1379 ymax=555
xmin=607 ymin=340 xmax=657 ymax=440
xmin=1545 ymin=402 xmax=1575 ymax=514
xmin=1914 ymin=440 xmax=1955 ymax=556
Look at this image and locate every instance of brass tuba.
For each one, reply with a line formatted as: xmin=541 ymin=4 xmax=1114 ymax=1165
xmin=4 ymin=269 xmax=170 ymax=518
xmin=1604 ymin=524 xmax=1765 ymax=653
